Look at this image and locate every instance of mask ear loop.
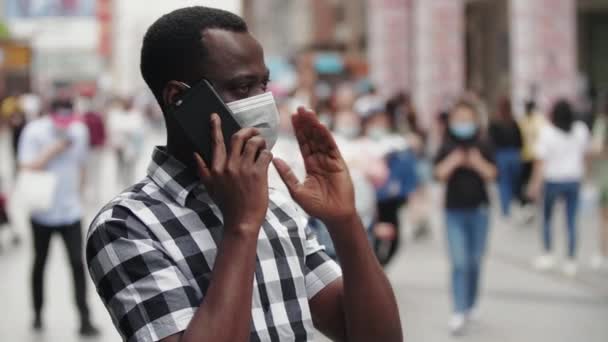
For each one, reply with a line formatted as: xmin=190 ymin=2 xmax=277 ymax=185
xmin=175 ymin=82 xmax=191 ymax=106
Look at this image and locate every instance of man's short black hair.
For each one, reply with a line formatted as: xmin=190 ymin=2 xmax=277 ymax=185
xmin=140 ymin=6 xmax=248 ymax=107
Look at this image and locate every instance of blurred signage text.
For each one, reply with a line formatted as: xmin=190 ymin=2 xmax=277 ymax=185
xmin=6 ymin=0 xmax=96 ymax=18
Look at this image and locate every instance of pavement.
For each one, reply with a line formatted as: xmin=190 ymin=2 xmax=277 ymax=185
xmin=0 ymin=129 xmax=607 ymax=341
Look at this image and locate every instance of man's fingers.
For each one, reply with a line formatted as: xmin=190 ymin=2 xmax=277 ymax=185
xmin=193 ymin=153 xmax=211 ymax=184
xmin=272 ymin=158 xmax=301 ymax=195
xmin=292 ymin=110 xmax=313 ymax=157
xmin=230 ymin=128 xmax=261 ymax=161
xmin=312 ymin=119 xmax=339 ymax=155
xmin=256 ymin=150 xmax=273 ymax=169
xmin=242 ymin=136 xmax=267 ymax=164
xmin=293 ymin=106 xmax=340 ymax=157
xmin=210 ymin=113 xmax=227 ymax=171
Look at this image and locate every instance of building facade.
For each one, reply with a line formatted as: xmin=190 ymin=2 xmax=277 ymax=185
xmin=368 ymin=0 xmax=608 ymax=120
xmin=247 ymin=0 xmax=608 ymax=121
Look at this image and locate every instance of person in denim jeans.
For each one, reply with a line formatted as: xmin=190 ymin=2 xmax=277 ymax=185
xmin=435 ymin=101 xmax=497 ymax=335
xmin=489 ymin=98 xmax=523 ymax=218
xmin=528 ymin=100 xmax=590 ymax=277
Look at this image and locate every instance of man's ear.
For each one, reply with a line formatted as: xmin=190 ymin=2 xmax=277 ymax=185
xmin=162 ymin=81 xmax=189 ymax=107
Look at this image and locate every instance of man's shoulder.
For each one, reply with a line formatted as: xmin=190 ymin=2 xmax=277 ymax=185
xmin=88 ymin=178 xmax=166 ymax=237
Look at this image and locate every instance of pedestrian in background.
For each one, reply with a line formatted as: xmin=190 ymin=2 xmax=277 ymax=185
xmin=528 ymin=99 xmax=590 ymax=277
xmin=17 ymin=97 xmax=99 ymax=336
xmin=2 ymin=95 xmax=27 ymax=176
xmin=362 ymin=106 xmax=411 ymax=265
xmin=388 ymin=93 xmax=433 ymax=240
xmin=489 ymin=97 xmax=523 ymax=221
xmin=517 ymin=100 xmax=545 ymax=223
xmin=435 ymin=100 xmax=497 ymax=335
xmin=588 ymin=100 xmax=608 ymax=270
xmin=107 ymin=97 xmax=144 ymax=188
xmin=81 ymin=97 xmax=107 ymax=206
xmin=0 ymin=180 xmax=20 ymax=250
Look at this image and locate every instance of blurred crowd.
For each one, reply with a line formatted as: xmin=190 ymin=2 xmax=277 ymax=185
xmin=0 ymin=69 xmax=607 ymax=337
xmin=266 ymin=71 xmax=608 ymax=335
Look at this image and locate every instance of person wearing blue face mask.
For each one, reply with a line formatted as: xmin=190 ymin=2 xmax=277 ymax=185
xmin=435 ymin=100 xmax=497 ymax=336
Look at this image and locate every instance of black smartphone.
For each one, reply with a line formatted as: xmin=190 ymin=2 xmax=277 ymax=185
xmin=167 ymin=79 xmax=241 ymax=166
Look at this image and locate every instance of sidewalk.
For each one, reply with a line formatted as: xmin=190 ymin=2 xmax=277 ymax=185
xmin=385 ymin=186 xmax=608 ymax=342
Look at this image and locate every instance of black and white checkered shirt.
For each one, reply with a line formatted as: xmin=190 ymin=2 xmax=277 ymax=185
xmin=86 ymin=147 xmax=342 ymax=342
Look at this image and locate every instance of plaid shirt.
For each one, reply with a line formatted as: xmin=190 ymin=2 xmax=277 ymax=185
xmin=86 ymin=147 xmax=342 ymax=342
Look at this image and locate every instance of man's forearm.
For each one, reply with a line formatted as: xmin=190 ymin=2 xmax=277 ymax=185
xmin=326 ymin=215 xmax=403 ymax=342
xmin=20 ymin=144 xmax=65 ymax=171
xmin=179 ymin=228 xmax=259 ymax=342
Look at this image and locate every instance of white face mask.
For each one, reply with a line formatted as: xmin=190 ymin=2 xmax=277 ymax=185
xmin=178 ymin=82 xmax=281 ymax=151
xmin=226 ymin=92 xmax=280 ymax=150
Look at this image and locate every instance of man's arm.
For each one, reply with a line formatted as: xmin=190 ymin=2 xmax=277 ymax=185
xmin=274 ymin=107 xmax=403 ymax=342
xmin=163 ymin=228 xmax=259 ymax=342
xmin=163 ymin=114 xmax=273 ymax=342
xmin=311 ymin=215 xmax=402 ymax=342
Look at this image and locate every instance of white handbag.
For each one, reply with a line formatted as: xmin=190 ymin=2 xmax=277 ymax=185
xmin=12 ymin=170 xmax=58 ymax=212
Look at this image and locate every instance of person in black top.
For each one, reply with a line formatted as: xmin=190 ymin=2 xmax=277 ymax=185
xmin=489 ymin=98 xmax=523 ymax=218
xmin=435 ymin=100 xmax=497 ymax=335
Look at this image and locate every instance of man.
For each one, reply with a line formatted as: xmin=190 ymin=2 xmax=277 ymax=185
xmin=86 ymin=7 xmax=402 ymax=342
xmin=18 ymin=97 xmax=99 ymax=336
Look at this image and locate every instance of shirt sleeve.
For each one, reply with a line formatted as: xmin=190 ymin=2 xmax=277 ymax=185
xmin=17 ymin=122 xmax=39 ymax=165
xmin=302 ymin=223 xmax=342 ymax=300
xmin=86 ymin=210 xmax=199 ymax=342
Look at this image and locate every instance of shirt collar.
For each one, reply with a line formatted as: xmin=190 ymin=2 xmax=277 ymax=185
xmin=147 ymin=147 xmax=201 ymax=206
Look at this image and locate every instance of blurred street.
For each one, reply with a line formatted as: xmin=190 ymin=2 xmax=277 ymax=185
xmin=1 ymin=176 xmax=606 ymax=341
xmin=0 ymin=0 xmax=607 ymax=341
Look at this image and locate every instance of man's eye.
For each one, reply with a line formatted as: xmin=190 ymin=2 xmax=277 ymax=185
xmin=236 ymin=85 xmax=251 ymax=94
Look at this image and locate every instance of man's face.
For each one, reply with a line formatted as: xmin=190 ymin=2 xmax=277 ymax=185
xmin=200 ymin=29 xmax=270 ymax=103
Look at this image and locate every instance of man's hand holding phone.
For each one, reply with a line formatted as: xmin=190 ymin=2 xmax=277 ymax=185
xmin=193 ymin=113 xmax=273 ymax=237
